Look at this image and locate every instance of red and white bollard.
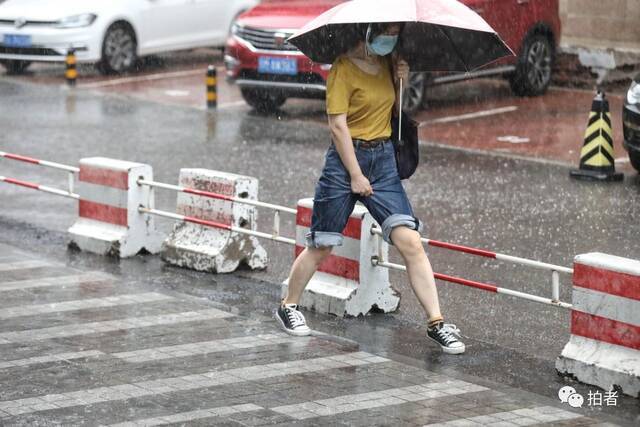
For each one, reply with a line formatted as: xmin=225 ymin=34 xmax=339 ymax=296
xmin=68 ymin=157 xmax=163 ymax=257
xmin=161 ymin=169 xmax=268 ymax=273
xmin=282 ymin=198 xmax=400 ymax=317
xmin=556 ymin=252 xmax=640 ymax=397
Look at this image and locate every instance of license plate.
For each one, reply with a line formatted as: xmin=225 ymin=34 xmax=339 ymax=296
xmin=3 ymin=34 xmax=32 ymax=48
xmin=258 ymin=57 xmax=297 ymax=75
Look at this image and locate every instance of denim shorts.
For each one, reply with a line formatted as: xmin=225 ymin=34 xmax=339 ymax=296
xmin=307 ymin=139 xmax=423 ymax=247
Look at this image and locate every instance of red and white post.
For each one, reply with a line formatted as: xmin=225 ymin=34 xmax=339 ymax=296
xmin=556 ymin=253 xmax=640 ymax=397
xmin=161 ymin=169 xmax=268 ymax=273
xmin=68 ymin=157 xmax=163 ymax=257
xmin=282 ymin=198 xmax=400 ymax=317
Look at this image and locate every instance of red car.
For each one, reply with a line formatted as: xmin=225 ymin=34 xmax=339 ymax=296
xmin=225 ymin=0 xmax=561 ymax=113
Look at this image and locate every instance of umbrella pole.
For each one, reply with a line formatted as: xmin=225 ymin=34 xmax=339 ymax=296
xmin=398 ymin=78 xmax=403 ymax=142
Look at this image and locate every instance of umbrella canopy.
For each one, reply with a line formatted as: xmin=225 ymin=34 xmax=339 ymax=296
xmin=288 ymin=0 xmax=514 ymax=72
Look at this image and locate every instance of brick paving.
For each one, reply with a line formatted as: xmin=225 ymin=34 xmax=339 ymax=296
xmin=0 ymin=242 xmax=625 ymax=426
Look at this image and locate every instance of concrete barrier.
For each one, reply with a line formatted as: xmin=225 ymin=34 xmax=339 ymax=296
xmin=556 ymin=252 xmax=640 ymax=397
xmin=162 ymin=169 xmax=267 ymax=273
xmin=282 ymin=198 xmax=400 ymax=317
xmin=68 ymin=157 xmax=163 ymax=257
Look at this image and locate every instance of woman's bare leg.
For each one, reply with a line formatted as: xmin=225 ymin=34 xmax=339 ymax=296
xmin=283 ymin=246 xmax=332 ymax=305
xmin=390 ymin=227 xmax=442 ymax=322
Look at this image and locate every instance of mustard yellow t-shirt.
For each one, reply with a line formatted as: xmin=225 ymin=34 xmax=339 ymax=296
xmin=326 ymin=55 xmax=395 ymax=141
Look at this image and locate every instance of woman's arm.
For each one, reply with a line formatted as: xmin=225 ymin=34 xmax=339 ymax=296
xmin=328 ymin=113 xmax=373 ymax=197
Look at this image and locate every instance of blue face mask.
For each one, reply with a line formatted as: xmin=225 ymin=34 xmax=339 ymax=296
xmin=367 ymin=34 xmax=398 ymax=56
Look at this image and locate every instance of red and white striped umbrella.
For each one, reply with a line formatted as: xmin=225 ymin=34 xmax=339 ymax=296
xmin=288 ymin=0 xmax=514 ymax=72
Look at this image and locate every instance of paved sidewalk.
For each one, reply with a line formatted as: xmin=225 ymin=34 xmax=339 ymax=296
xmin=0 ymin=242 xmax=626 ymax=426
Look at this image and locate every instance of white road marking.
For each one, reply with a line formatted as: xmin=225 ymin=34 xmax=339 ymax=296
xmin=76 ymin=69 xmax=209 ymax=89
xmin=113 ymin=332 xmax=311 ymax=363
xmin=109 ymin=404 xmax=264 ymax=426
xmin=272 ymin=381 xmax=489 ymax=419
xmin=0 ymin=260 xmax=54 ymax=272
xmin=420 ymin=106 xmax=518 ymax=126
xmin=0 ymin=350 xmax=104 ymax=370
xmin=0 ymin=293 xmax=172 ymax=319
xmin=0 ymin=272 xmax=113 ymax=292
xmin=0 ymin=352 xmax=387 ymax=416
xmin=423 ymin=405 xmax=583 ymax=426
xmin=0 ymin=308 xmax=233 ymax=344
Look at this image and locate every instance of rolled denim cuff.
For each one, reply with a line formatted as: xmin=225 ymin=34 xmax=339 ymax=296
xmin=381 ymin=214 xmax=424 ymax=245
xmin=305 ymin=231 xmax=344 ymax=248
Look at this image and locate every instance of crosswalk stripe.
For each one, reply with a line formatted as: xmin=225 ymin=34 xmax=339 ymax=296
xmin=112 ymin=332 xmax=311 ymax=363
xmin=0 ymin=260 xmax=54 ymax=272
xmin=0 ymin=352 xmax=388 ymax=416
xmin=108 ymin=404 xmax=264 ymax=426
xmin=423 ymin=405 xmax=583 ymax=426
xmin=0 ymin=308 xmax=233 ymax=344
xmin=271 ymin=381 xmax=489 ymax=419
xmin=0 ymin=272 xmax=113 ymax=292
xmin=0 ymin=332 xmax=306 ymax=370
xmin=0 ymin=351 xmax=105 ymax=370
xmin=0 ymin=293 xmax=172 ymax=319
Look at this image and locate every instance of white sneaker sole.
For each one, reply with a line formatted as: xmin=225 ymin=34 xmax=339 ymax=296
xmin=274 ymin=310 xmax=311 ymax=337
xmin=428 ymin=336 xmax=466 ymax=354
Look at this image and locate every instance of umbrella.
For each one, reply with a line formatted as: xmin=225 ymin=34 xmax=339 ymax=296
xmin=287 ymin=0 xmax=514 ymax=73
xmin=287 ymin=0 xmax=514 ymax=140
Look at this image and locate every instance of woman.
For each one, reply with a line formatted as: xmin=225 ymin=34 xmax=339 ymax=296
xmin=275 ymin=22 xmax=465 ymax=354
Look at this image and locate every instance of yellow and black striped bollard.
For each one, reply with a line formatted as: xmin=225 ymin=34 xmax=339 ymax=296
xmin=65 ymin=48 xmax=77 ymax=87
xmin=206 ymin=65 xmax=217 ymax=109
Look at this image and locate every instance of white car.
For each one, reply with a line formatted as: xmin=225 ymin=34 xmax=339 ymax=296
xmin=0 ymin=0 xmax=258 ymax=74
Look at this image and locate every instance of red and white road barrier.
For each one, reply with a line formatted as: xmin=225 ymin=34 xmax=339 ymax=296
xmin=0 ymin=150 xmax=78 ymax=198
xmin=282 ymin=198 xmax=399 ymax=317
xmin=370 ymin=227 xmax=573 ymax=308
xmin=556 ymin=253 xmax=640 ymax=397
xmin=68 ymin=157 xmax=163 ymax=257
xmin=158 ymin=169 xmax=267 ymax=273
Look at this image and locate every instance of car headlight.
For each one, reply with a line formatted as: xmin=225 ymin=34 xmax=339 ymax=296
xmin=55 ymin=13 xmax=97 ymax=29
xmin=628 ymin=81 xmax=640 ymax=105
xmin=231 ymin=23 xmax=239 ymax=36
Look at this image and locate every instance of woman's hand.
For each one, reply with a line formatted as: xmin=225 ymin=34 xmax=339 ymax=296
xmin=351 ymin=173 xmax=373 ymax=197
xmin=395 ymin=59 xmax=409 ymax=82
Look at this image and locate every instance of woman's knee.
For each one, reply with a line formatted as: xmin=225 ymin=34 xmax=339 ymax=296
xmin=391 ymin=227 xmax=424 ymax=258
xmin=307 ymin=246 xmax=333 ymax=264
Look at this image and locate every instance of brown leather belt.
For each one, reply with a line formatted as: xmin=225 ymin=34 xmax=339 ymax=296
xmin=352 ymin=138 xmax=388 ymax=149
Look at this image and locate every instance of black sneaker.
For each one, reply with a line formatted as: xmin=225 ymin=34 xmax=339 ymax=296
xmin=274 ymin=303 xmax=311 ymax=336
xmin=427 ymin=322 xmax=465 ymax=354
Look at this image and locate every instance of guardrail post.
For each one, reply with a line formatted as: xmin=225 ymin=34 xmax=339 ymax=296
xmin=65 ymin=48 xmax=77 ymax=87
xmin=206 ymin=65 xmax=217 ymax=109
xmin=68 ymin=158 xmax=163 ymax=257
xmin=161 ymin=168 xmax=267 ymax=273
xmin=282 ymin=198 xmax=400 ymax=317
xmin=556 ymin=252 xmax=640 ymax=397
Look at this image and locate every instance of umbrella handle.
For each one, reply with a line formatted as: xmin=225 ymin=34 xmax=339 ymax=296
xmin=398 ymin=78 xmax=403 ymax=142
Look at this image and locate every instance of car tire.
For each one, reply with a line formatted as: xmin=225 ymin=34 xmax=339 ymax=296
xmin=402 ymin=72 xmax=426 ymax=114
xmin=241 ymin=88 xmax=286 ymax=113
xmin=509 ymin=34 xmax=553 ymax=97
xmin=1 ymin=60 xmax=31 ymax=75
xmin=99 ymin=22 xmax=137 ymax=75
xmin=629 ymin=150 xmax=640 ymax=173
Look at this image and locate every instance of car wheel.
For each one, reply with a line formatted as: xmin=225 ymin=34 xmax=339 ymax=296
xmin=509 ymin=34 xmax=553 ymax=97
xmin=99 ymin=22 xmax=137 ymax=74
xmin=241 ymin=88 xmax=286 ymax=113
xmin=1 ymin=60 xmax=31 ymax=75
xmin=629 ymin=150 xmax=640 ymax=173
xmin=402 ymin=72 xmax=426 ymax=114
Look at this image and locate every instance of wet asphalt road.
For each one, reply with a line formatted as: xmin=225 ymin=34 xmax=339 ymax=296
xmin=0 ymin=78 xmax=639 ymax=421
